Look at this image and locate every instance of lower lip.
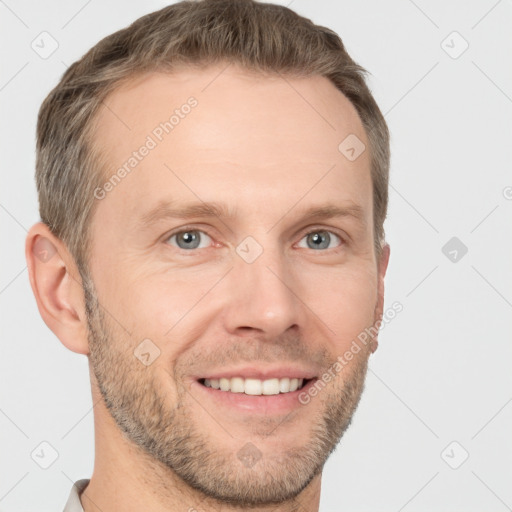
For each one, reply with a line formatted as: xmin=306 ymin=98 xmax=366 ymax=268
xmin=191 ymin=378 xmax=318 ymax=415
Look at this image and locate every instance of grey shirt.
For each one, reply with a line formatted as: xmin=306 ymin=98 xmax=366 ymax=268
xmin=63 ymin=479 xmax=89 ymax=512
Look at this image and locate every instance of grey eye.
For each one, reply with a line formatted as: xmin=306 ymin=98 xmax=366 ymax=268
xmin=298 ymin=230 xmax=342 ymax=251
xmin=167 ymin=230 xmax=212 ymax=250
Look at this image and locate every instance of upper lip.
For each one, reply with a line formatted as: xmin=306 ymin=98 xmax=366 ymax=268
xmin=194 ymin=365 xmax=319 ymax=381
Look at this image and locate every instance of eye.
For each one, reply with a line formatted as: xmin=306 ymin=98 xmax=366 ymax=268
xmin=166 ymin=229 xmax=213 ymax=250
xmin=297 ymin=230 xmax=343 ymax=251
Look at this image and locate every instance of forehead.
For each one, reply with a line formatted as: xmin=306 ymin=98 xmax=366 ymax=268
xmin=90 ymin=64 xmax=372 ymax=227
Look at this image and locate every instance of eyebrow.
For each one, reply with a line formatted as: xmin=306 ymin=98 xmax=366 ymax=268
xmin=137 ymin=199 xmax=367 ymax=230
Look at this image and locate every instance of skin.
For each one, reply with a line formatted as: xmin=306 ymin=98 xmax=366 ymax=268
xmin=26 ymin=62 xmax=390 ymax=512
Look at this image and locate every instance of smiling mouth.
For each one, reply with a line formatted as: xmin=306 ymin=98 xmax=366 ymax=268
xmin=198 ymin=377 xmax=314 ymax=395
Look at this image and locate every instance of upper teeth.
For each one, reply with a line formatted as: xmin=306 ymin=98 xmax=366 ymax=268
xmin=203 ymin=377 xmax=305 ymax=395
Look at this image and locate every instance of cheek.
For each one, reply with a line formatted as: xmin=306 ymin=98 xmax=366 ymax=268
xmin=96 ymin=252 xmax=378 ymax=355
xmin=92 ymin=252 xmax=209 ymax=335
xmin=125 ymin=273 xmax=210 ymax=342
xmin=300 ymin=266 xmax=378 ymax=345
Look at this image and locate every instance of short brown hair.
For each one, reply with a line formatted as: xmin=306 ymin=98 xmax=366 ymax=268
xmin=36 ymin=0 xmax=390 ymax=275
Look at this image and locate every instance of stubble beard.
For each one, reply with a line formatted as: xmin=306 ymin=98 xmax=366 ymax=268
xmin=83 ymin=273 xmax=370 ymax=507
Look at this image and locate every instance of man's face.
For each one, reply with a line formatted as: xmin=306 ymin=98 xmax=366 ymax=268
xmin=85 ymin=64 xmax=386 ymax=505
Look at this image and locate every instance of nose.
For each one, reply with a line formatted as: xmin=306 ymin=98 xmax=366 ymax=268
xmin=221 ymin=242 xmax=300 ymax=338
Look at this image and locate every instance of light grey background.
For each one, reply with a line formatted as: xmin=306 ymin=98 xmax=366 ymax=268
xmin=1 ymin=0 xmax=511 ymax=511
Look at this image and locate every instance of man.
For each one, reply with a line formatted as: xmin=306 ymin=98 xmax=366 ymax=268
xmin=25 ymin=0 xmax=390 ymax=510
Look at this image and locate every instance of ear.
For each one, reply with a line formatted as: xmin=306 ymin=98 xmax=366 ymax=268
xmin=370 ymin=243 xmax=390 ymax=354
xmin=25 ymin=222 xmax=90 ymax=355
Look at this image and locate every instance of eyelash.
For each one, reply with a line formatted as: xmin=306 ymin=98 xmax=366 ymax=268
xmin=164 ymin=226 xmax=347 ymax=254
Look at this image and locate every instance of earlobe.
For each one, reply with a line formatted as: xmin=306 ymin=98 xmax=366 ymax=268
xmin=25 ymin=222 xmax=90 ymax=355
xmin=371 ymin=243 xmax=391 ymax=354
